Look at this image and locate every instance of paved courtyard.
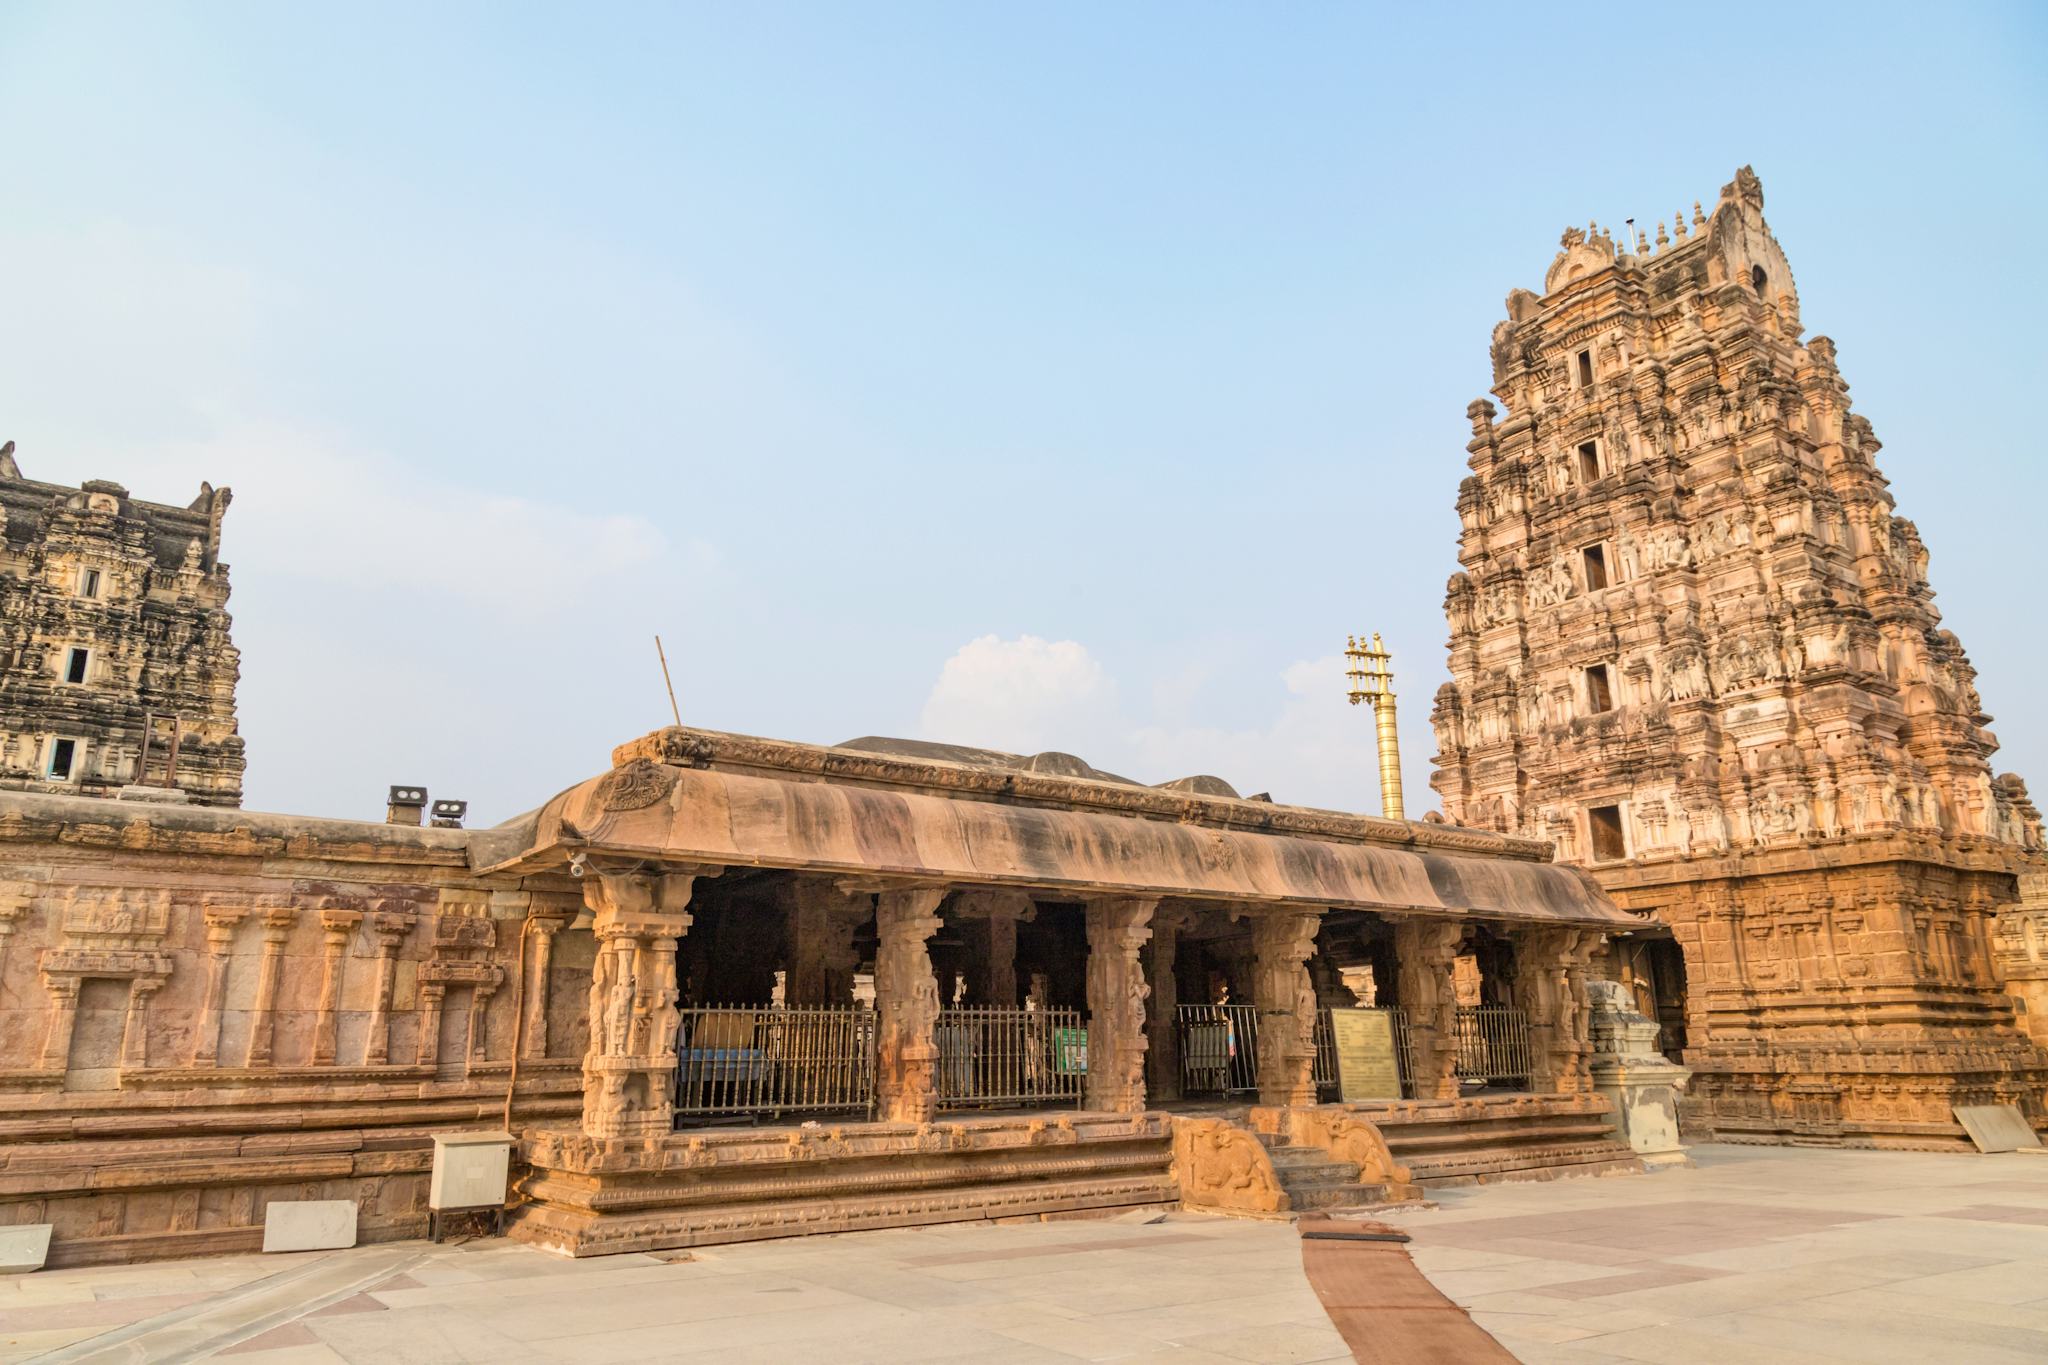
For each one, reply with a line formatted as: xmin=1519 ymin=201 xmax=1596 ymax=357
xmin=2 ymin=1142 xmax=2045 ymax=1364
xmin=1381 ymin=1143 xmax=2048 ymax=1364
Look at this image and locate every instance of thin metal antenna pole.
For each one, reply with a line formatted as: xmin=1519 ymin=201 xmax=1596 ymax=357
xmin=655 ymin=635 xmax=683 ymax=727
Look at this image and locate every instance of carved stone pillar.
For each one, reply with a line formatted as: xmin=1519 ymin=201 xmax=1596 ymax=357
xmin=951 ymin=890 xmax=1034 ymax=1007
xmin=244 ymin=906 xmax=299 ymax=1067
xmin=1145 ymin=906 xmax=1192 ymax=1102
xmin=311 ymin=909 xmax=362 ymax=1066
xmin=581 ymin=867 xmax=705 ymax=1141
xmin=1250 ymin=907 xmax=1324 ymax=1108
xmin=869 ymin=884 xmax=946 ymax=1124
xmin=121 ymin=977 xmax=165 ymax=1070
xmin=522 ymin=906 xmax=574 ymax=1058
xmin=1394 ymin=919 xmax=1464 ymax=1100
xmin=363 ymin=911 xmax=415 ymax=1065
xmin=192 ymin=906 xmax=249 ymax=1067
xmin=416 ymin=985 xmax=447 ymax=1069
xmin=1085 ymin=897 xmax=1156 ymax=1113
xmin=38 ymin=974 xmax=80 ymax=1072
xmin=788 ymin=880 xmax=872 ymax=1006
xmin=1518 ymin=927 xmax=1600 ymax=1094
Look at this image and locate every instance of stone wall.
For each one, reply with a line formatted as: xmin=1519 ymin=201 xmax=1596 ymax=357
xmin=0 ymin=791 xmax=588 ymax=1265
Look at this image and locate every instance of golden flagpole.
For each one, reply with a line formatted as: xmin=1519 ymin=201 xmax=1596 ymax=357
xmin=1344 ymin=632 xmax=1404 ymax=820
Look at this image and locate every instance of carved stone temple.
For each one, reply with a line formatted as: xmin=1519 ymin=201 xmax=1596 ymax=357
xmin=0 ymin=725 xmax=1646 ymax=1266
xmin=1429 ymin=167 xmax=2048 ymax=1147
xmin=0 ymin=444 xmax=245 ymax=806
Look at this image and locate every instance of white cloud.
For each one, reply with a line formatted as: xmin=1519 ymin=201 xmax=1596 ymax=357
xmin=917 ymin=636 xmax=1426 ymax=814
xmin=918 ymin=634 xmax=1114 ymax=756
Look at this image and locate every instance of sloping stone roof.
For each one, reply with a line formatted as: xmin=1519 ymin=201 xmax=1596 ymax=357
xmin=474 ymin=726 xmax=1632 ymax=929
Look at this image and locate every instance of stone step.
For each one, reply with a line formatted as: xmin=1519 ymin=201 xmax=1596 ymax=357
xmin=1282 ymin=1179 xmax=1388 ymax=1211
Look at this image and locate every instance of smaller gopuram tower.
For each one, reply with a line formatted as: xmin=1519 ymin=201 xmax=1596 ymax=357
xmin=1429 ymin=168 xmax=2047 ymax=1146
xmin=0 ymin=442 xmax=245 ymax=806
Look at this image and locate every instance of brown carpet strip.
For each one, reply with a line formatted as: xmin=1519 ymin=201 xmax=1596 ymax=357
xmin=1296 ymin=1215 xmax=1519 ymax=1364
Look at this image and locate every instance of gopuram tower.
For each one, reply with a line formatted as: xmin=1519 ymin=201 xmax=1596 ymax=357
xmin=1429 ymin=167 xmax=2047 ymax=1147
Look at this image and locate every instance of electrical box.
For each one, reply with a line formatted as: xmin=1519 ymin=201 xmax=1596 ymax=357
xmin=429 ymin=1131 xmax=513 ymax=1211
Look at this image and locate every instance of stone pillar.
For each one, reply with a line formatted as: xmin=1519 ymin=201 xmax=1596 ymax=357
xmin=581 ymin=866 xmax=704 ymax=1141
xmin=951 ymin=890 xmax=1033 ymax=1007
xmin=416 ymin=985 xmax=446 ymax=1068
xmin=121 ymin=976 xmax=165 ymax=1070
xmin=788 ymin=880 xmax=872 ymax=1006
xmin=192 ymin=906 xmax=249 ymax=1067
xmin=522 ymin=907 xmax=573 ymax=1058
xmin=1084 ymin=896 xmax=1156 ymax=1113
xmin=1145 ymin=906 xmax=1191 ymax=1102
xmin=1518 ymin=927 xmax=1600 ymax=1094
xmin=870 ymin=884 xmax=946 ymax=1124
xmin=1250 ymin=906 xmax=1323 ymax=1109
xmin=363 ymin=911 xmax=415 ymax=1065
xmin=311 ymin=909 xmax=361 ymax=1066
xmin=38 ymin=974 xmax=80 ymax=1071
xmin=1394 ymin=919 xmax=1464 ymax=1100
xmin=244 ymin=906 xmax=298 ymax=1068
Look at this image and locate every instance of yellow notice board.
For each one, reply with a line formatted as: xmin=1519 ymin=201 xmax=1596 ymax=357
xmin=1328 ymin=1009 xmax=1403 ymax=1101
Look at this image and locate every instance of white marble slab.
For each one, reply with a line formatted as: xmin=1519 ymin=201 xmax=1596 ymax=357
xmin=0 ymin=1223 xmax=52 ymax=1273
xmin=1954 ymin=1103 xmax=2043 ymax=1153
xmin=261 ymin=1199 xmax=358 ymax=1253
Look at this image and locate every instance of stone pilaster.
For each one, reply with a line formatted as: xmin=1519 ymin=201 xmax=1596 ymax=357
xmin=522 ymin=906 xmax=574 ymax=1058
xmin=869 ymin=885 xmax=946 ymax=1124
xmin=0 ymin=884 xmax=31 ymax=981
xmin=582 ymin=867 xmax=704 ymax=1141
xmin=191 ymin=905 xmax=248 ymax=1067
xmin=363 ymin=910 xmax=415 ymax=1065
xmin=1084 ymin=896 xmax=1156 ymax=1113
xmin=120 ymin=976 xmax=165 ymax=1070
xmin=38 ymin=973 xmax=80 ymax=1072
xmin=1250 ymin=906 xmax=1323 ymax=1108
xmin=1394 ymin=919 xmax=1464 ymax=1099
xmin=468 ymin=982 xmax=496 ymax=1066
xmin=416 ymin=985 xmax=446 ymax=1069
xmin=243 ymin=905 xmax=298 ymax=1067
xmin=310 ymin=909 xmax=361 ymax=1066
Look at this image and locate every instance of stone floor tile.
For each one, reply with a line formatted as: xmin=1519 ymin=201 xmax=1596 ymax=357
xmin=1877 ymin=1258 xmax=2048 ymax=1305
xmin=1469 ymin=1313 xmax=1601 ymax=1344
xmin=0 ymin=1325 xmax=110 ymax=1361
xmin=217 ymin=1321 xmax=321 ymax=1354
xmin=1168 ymin=1321 xmax=1354 ymax=1364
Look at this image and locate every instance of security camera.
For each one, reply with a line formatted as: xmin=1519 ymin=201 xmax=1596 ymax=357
xmin=569 ymin=851 xmax=588 ymax=878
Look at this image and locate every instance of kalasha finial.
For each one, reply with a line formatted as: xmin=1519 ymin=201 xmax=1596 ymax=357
xmin=1674 ymin=211 xmax=1689 ymax=241
xmin=1656 ymin=221 xmax=1669 ymax=250
xmin=1692 ymin=200 xmax=1706 ymax=228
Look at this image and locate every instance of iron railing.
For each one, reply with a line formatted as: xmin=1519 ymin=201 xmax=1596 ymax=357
xmin=936 ymin=1006 xmax=1085 ymax=1109
xmin=1181 ymin=1003 xmax=1530 ymax=1099
xmin=1177 ymin=1003 xmax=1260 ymax=1095
xmin=674 ymin=1005 xmax=877 ymax=1122
xmin=1450 ymin=1005 xmax=1532 ymax=1086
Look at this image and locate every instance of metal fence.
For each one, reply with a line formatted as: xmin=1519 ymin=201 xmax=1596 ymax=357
xmin=936 ymin=1006 xmax=1085 ymax=1109
xmin=1177 ymin=1003 xmax=1261 ymax=1095
xmin=1450 ymin=1005 xmax=1533 ymax=1086
xmin=674 ymin=1005 xmax=877 ymax=1122
xmin=1182 ymin=1003 xmax=1530 ymax=1099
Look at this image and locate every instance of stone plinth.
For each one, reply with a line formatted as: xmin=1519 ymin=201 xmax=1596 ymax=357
xmin=507 ymin=1112 xmax=1175 ymax=1258
xmin=1588 ymin=980 xmax=1691 ymax=1169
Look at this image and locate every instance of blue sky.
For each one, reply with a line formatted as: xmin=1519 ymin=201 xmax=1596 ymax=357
xmin=3 ymin=3 xmax=2044 ymax=824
